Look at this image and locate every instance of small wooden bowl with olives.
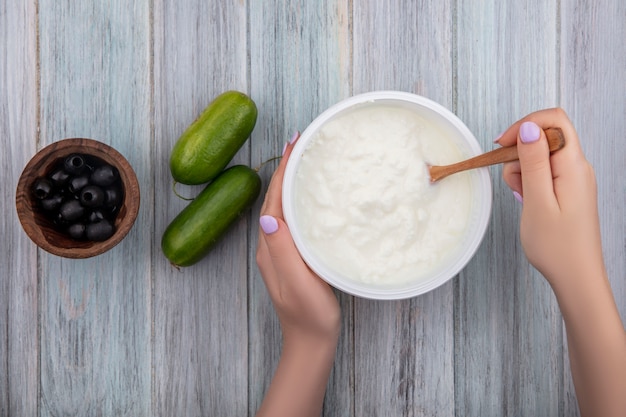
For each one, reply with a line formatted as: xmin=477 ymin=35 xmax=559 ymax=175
xmin=16 ymin=138 xmax=140 ymax=259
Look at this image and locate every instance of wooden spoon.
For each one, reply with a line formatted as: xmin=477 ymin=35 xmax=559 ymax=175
xmin=428 ymin=127 xmax=565 ymax=182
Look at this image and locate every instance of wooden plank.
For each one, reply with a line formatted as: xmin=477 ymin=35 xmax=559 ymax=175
xmin=560 ymin=1 xmax=626 ymax=415
xmin=351 ymin=2 xmax=456 ymax=415
xmin=5 ymin=2 xmax=622 ymax=417
xmin=0 ymin=1 xmax=38 ymax=416
xmin=151 ymin=1 xmax=250 ymax=415
xmin=454 ymin=1 xmax=562 ymax=416
xmin=247 ymin=2 xmax=353 ymax=416
xmin=37 ymin=1 xmax=152 ymax=415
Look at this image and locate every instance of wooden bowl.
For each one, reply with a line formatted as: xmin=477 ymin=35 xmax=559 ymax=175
xmin=15 ymin=138 xmax=140 ymax=258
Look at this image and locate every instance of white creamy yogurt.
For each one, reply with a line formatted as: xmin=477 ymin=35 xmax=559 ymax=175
xmin=293 ymin=103 xmax=473 ymax=286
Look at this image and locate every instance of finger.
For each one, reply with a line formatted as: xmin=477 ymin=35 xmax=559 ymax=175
xmin=516 ymin=121 xmax=558 ymax=207
xmin=259 ymin=215 xmax=325 ymax=293
xmin=257 ymin=132 xmax=301 ymax=297
xmin=495 ymin=108 xmax=579 ymax=147
xmin=260 ymin=132 xmax=300 ymax=219
xmin=255 ymin=231 xmax=281 ymax=299
xmin=502 ymin=160 xmax=522 ymax=196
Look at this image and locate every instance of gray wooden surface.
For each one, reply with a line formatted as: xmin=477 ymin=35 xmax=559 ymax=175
xmin=1 ymin=1 xmax=624 ymax=416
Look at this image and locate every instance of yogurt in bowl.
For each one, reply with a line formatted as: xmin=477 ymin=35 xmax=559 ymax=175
xmin=282 ymin=91 xmax=491 ymax=300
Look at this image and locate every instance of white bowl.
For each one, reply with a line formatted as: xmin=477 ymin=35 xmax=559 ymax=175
xmin=282 ymin=91 xmax=492 ymax=300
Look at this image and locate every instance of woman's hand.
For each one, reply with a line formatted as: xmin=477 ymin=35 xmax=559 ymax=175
xmin=499 ymin=108 xmax=603 ymax=292
xmin=499 ymin=108 xmax=626 ymax=417
xmin=256 ymin=133 xmax=340 ymax=344
xmin=255 ymin=133 xmax=340 ymax=417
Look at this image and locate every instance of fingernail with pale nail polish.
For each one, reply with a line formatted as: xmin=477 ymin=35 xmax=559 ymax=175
xmin=289 ymin=131 xmax=299 ymax=144
xmin=281 ymin=142 xmax=288 ymax=156
xmin=513 ymin=191 xmax=523 ymax=204
xmin=260 ymin=215 xmax=279 ymax=234
xmin=494 ymin=130 xmax=506 ymax=143
xmin=519 ymin=121 xmax=540 ymax=143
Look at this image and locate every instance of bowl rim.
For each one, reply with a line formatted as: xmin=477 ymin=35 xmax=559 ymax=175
xmin=15 ymin=137 xmax=140 ymax=259
xmin=282 ymin=90 xmax=492 ymax=300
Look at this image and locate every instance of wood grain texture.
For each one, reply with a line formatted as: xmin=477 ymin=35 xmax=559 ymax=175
xmin=560 ymin=1 xmax=626 ymax=415
xmin=0 ymin=0 xmax=38 ymax=416
xmin=152 ymin=0 xmax=250 ymax=416
xmin=455 ymin=1 xmax=563 ymax=416
xmin=351 ymin=1 xmax=456 ymax=416
xmin=1 ymin=1 xmax=625 ymax=416
xmin=37 ymin=0 xmax=152 ymax=415
xmin=247 ymin=1 xmax=353 ymax=415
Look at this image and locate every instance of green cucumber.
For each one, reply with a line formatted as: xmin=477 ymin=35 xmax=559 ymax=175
xmin=169 ymin=90 xmax=258 ymax=185
xmin=161 ymin=165 xmax=261 ymax=267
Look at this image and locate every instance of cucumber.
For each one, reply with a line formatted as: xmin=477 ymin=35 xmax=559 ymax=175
xmin=161 ymin=165 xmax=261 ymax=267
xmin=169 ymin=90 xmax=257 ymax=185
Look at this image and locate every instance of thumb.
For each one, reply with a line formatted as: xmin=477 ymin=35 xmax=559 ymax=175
xmin=517 ymin=121 xmax=556 ymax=205
xmin=259 ymin=215 xmax=311 ymax=282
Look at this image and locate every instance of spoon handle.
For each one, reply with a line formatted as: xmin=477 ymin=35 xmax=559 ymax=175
xmin=429 ymin=127 xmax=565 ymax=182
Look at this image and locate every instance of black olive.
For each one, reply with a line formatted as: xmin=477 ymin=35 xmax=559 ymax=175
xmin=40 ymin=194 xmax=64 ymax=211
xmin=87 ymin=210 xmax=106 ymax=223
xmin=52 ymin=211 xmax=69 ymax=227
xmin=86 ymin=220 xmax=115 ymax=241
xmin=32 ymin=178 xmax=54 ymax=199
xmin=80 ymin=185 xmax=104 ymax=208
xmin=90 ymin=164 xmax=119 ymax=186
xmin=64 ymin=154 xmax=87 ymax=175
xmin=49 ymin=168 xmax=70 ymax=186
xmin=103 ymin=186 xmax=123 ymax=207
xmin=68 ymin=175 xmax=90 ymax=194
xmin=59 ymin=199 xmax=85 ymax=222
xmin=67 ymin=223 xmax=86 ymax=240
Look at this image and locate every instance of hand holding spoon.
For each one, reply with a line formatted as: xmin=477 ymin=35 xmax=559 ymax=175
xmin=428 ymin=127 xmax=565 ymax=182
